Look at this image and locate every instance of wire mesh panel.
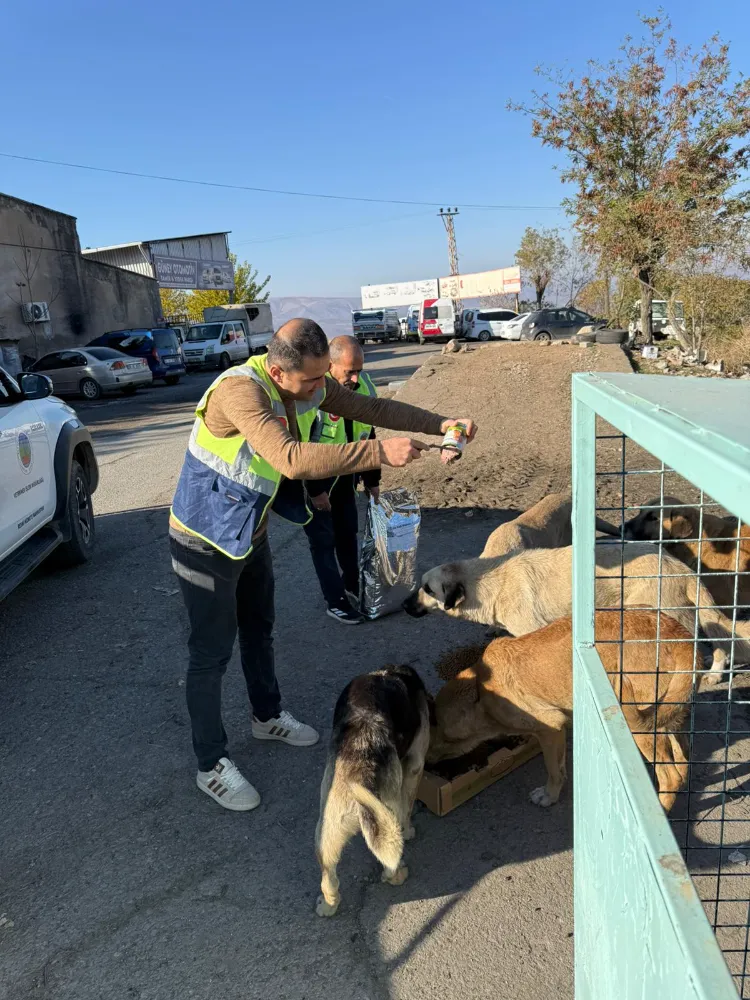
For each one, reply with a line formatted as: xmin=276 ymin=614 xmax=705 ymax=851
xmin=572 ymin=373 xmax=750 ymax=1000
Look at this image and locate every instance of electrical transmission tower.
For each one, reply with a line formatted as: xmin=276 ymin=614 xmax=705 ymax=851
xmin=439 ymin=207 xmax=461 ymax=314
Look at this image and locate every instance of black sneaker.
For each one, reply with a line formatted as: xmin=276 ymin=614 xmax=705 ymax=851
xmin=326 ymin=599 xmax=365 ymax=625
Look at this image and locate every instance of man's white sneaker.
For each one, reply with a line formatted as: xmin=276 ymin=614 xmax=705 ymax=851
xmin=196 ymin=757 xmax=260 ymax=811
xmin=252 ymin=710 xmax=319 ymax=747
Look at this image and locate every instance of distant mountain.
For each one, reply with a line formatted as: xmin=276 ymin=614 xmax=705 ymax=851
xmin=268 ymin=296 xmax=361 ymax=340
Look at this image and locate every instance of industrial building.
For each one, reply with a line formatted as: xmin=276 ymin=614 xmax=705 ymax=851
xmin=0 ymin=192 xmax=161 ymax=373
xmin=82 ymin=233 xmax=233 ymax=291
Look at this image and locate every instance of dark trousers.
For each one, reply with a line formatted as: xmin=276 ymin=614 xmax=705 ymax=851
xmin=303 ymin=481 xmax=359 ymax=606
xmin=170 ymin=529 xmax=281 ymax=771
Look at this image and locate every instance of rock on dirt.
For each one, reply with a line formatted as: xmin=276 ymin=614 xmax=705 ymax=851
xmin=381 ymin=341 xmax=632 ymax=512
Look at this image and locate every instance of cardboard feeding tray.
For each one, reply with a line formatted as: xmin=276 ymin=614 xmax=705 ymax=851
xmin=417 ymin=735 xmax=541 ymax=816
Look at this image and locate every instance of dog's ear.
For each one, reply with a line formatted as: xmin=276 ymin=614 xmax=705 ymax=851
xmin=443 ymin=581 xmax=466 ymax=610
xmin=666 ymin=511 xmax=694 ymax=539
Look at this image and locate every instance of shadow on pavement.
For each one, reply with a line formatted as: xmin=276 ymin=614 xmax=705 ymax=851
xmin=0 ymin=503 xmax=574 ymax=1000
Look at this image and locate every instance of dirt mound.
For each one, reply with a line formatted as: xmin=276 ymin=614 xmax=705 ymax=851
xmin=382 ymin=341 xmax=632 ymax=512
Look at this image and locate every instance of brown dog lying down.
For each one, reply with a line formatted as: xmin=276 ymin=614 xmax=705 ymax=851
xmin=480 ymin=492 xmax=619 ymax=559
xmin=621 ymin=496 xmax=750 ymax=611
xmin=428 ymin=611 xmax=693 ymax=812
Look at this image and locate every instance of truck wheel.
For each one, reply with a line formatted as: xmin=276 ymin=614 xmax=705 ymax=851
xmin=219 ymin=353 xmax=232 ymax=370
xmin=478 ymin=330 xmax=491 ymax=342
xmin=80 ymin=377 xmax=102 ymax=400
xmin=54 ymin=459 xmax=95 ymax=568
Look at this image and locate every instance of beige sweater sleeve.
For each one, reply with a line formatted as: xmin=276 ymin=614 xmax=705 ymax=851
xmin=205 ymin=377 xmax=381 ymax=480
xmin=321 ymin=379 xmax=446 ymax=435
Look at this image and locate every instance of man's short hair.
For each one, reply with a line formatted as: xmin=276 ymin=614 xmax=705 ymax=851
xmin=266 ymin=319 xmax=329 ymax=371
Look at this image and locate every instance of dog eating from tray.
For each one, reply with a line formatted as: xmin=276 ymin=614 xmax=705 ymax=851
xmin=315 ymin=493 xmax=747 ymax=914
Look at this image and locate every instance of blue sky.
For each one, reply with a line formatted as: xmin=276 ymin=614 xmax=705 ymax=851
xmin=2 ymin=1 xmax=748 ymax=296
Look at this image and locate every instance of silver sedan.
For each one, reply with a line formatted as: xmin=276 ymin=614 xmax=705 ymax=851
xmin=29 ymin=347 xmax=153 ymax=400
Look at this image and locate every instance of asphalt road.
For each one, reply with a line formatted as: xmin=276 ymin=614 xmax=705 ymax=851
xmin=0 ymin=341 xmax=573 ymax=1000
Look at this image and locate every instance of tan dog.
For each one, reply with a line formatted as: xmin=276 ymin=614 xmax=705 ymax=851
xmin=403 ymin=542 xmax=750 ymax=684
xmin=428 ymin=611 xmax=693 ymax=811
xmin=480 ymin=492 xmax=619 ymax=559
xmin=623 ymin=497 xmax=750 ymax=611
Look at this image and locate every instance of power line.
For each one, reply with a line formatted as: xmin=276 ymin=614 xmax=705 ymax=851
xmin=0 ymin=150 xmax=564 ymax=212
xmin=232 ymin=209 xmax=434 ymax=247
xmin=0 ymin=209 xmax=435 ymax=257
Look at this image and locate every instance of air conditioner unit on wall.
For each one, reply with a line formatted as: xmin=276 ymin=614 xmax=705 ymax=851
xmin=22 ymin=302 xmax=50 ymax=323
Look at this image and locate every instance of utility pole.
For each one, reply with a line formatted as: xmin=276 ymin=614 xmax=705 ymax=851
xmin=439 ymin=208 xmax=462 ymax=321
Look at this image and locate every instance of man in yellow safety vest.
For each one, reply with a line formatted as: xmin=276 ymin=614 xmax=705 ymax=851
xmin=304 ymin=335 xmax=381 ymax=624
xmin=169 ymin=319 xmax=476 ymax=811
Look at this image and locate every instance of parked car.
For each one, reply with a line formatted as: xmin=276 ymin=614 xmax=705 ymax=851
xmin=87 ymin=328 xmax=185 ymax=384
xmin=182 ymin=320 xmax=251 ymax=370
xmin=463 ymin=308 xmax=519 ymax=341
xmin=506 ymin=308 xmax=603 ymax=341
xmin=29 ymin=348 xmax=152 ymax=401
xmin=351 ymin=309 xmax=400 ymax=344
xmin=0 ymin=364 xmax=98 ymax=601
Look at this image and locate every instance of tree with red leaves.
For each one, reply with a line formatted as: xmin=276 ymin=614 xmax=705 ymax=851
xmin=510 ymin=13 xmax=750 ymax=342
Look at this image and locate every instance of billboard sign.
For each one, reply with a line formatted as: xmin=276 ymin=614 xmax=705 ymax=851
xmin=361 ymin=277 xmax=439 ymax=308
xmin=439 ymin=266 xmax=521 ymax=299
xmin=153 ymin=255 xmax=235 ymax=291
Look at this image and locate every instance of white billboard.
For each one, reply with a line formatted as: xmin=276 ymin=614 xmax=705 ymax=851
xmin=439 ymin=266 xmax=521 ymax=299
xmin=360 ymin=278 xmax=439 ymax=308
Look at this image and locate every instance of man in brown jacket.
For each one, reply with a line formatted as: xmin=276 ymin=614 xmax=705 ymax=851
xmin=170 ymin=318 xmax=475 ymax=811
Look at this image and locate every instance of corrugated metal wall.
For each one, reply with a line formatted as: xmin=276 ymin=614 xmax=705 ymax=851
xmin=148 ymin=234 xmax=228 ymax=262
xmin=82 ymin=244 xmax=153 ymax=277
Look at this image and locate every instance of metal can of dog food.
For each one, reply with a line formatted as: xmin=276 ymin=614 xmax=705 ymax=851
xmin=440 ymin=423 xmax=467 ymax=463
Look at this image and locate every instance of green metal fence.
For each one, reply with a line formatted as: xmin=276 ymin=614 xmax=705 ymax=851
xmin=572 ymin=372 xmax=750 ymax=1000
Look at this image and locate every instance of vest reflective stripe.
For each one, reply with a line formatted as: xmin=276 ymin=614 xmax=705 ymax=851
xmin=170 ymin=355 xmax=325 ymax=559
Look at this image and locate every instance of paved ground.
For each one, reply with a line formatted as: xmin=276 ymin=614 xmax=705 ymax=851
xmin=0 ymin=342 xmax=574 ymax=1000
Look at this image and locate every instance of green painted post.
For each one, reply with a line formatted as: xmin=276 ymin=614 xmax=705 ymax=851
xmin=571 ymin=373 xmax=739 ymax=1000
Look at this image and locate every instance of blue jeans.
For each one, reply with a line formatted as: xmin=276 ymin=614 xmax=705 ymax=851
xmin=303 ymin=482 xmax=359 ymax=607
xmin=170 ymin=529 xmax=281 ymax=771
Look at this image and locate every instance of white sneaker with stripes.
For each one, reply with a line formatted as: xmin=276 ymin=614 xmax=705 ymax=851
xmin=196 ymin=757 xmax=260 ymax=811
xmin=252 ymin=710 xmax=319 ymax=747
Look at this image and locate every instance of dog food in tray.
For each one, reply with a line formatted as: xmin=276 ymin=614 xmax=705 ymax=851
xmin=417 ymin=735 xmax=540 ymax=816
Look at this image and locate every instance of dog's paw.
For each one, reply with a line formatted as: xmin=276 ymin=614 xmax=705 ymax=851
xmin=382 ymin=865 xmax=409 ymax=886
xmin=403 ymin=824 xmax=416 ymax=841
xmin=316 ymin=894 xmax=340 ymax=918
xmin=529 ymin=786 xmax=555 ymax=807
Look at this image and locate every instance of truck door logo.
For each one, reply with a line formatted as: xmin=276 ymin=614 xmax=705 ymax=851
xmin=17 ymin=431 xmax=33 ymax=473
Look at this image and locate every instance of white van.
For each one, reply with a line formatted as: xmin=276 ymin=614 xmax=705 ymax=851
xmin=463 ymin=308 xmax=519 ymax=341
xmin=628 ymin=300 xmax=685 ymax=339
xmin=418 ymin=298 xmax=456 ymax=343
xmin=182 ymin=321 xmax=250 ymax=370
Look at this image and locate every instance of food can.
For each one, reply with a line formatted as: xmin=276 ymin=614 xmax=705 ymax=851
xmin=440 ymin=423 xmax=467 ymax=463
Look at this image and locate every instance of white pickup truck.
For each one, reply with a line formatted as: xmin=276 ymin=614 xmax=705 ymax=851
xmin=182 ymin=303 xmax=275 ymax=370
xmin=0 ymin=365 xmax=99 ymax=601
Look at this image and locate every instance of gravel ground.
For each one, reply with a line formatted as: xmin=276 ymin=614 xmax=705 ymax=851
xmin=381 ymin=340 xmax=633 ymax=512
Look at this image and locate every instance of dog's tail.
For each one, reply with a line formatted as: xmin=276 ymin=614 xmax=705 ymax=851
xmin=595 ymin=516 xmax=621 ymax=537
xmin=434 ymin=643 xmax=487 ymax=681
xmin=349 ymin=782 xmax=403 ymax=870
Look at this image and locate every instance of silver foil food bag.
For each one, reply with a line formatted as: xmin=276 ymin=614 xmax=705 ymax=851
xmin=359 ymin=488 xmax=421 ymax=620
